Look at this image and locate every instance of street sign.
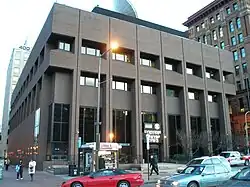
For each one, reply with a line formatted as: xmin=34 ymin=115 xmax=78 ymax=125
xmin=146 ymin=134 xmax=150 ymax=150
xmin=78 ymin=137 xmax=82 ymax=148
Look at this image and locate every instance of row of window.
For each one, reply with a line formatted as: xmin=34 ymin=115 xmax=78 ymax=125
xmin=233 ymin=47 xmax=246 ymax=61
xmin=195 ymin=2 xmax=239 ymax=33
xmin=231 ymin=33 xmax=244 ymax=46
xmin=236 ymin=78 xmax=249 ymax=91
xmin=229 ymin=18 xmax=241 ymax=33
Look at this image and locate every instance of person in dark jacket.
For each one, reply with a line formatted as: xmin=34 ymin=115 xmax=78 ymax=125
xmin=149 ymin=155 xmax=159 ymax=175
xmin=16 ymin=160 xmax=24 ymax=180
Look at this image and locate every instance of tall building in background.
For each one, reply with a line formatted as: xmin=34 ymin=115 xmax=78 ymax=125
xmin=183 ymin=0 xmax=250 ymax=148
xmin=0 ymin=43 xmax=31 ymax=157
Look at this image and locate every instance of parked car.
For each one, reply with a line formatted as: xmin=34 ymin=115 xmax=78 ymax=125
xmin=218 ymin=167 xmax=250 ymax=187
xmin=61 ymin=168 xmax=144 ymax=187
xmin=157 ymin=164 xmax=231 ymax=187
xmin=220 ymin=151 xmax=249 ymax=166
xmin=176 ymin=156 xmax=231 ymax=173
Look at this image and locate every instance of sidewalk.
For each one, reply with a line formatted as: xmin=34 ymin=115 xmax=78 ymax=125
xmin=0 ymin=167 xmax=64 ymax=187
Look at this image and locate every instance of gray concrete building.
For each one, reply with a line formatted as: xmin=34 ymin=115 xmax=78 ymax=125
xmin=0 ymin=44 xmax=31 ymax=158
xmin=7 ymin=3 xmax=235 ymax=168
xmin=183 ymin=0 xmax=250 ymax=114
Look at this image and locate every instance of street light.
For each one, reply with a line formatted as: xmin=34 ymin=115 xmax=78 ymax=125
xmin=95 ymin=41 xmax=119 ymax=171
xmin=245 ymin=111 xmax=250 ymax=155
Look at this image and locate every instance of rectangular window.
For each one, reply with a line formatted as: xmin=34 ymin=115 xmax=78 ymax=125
xmin=230 ymin=21 xmax=235 ymax=32
xmin=213 ymin=30 xmax=217 ymax=40
xmin=233 ymin=3 xmax=238 ymax=11
xmin=216 ymin=13 xmax=221 ymax=20
xmin=241 ymin=47 xmax=246 ymax=58
xmin=210 ymin=17 xmax=215 ymax=24
xmin=208 ymin=95 xmax=213 ymax=102
xmin=81 ymin=46 xmax=100 ymax=56
xmin=141 ymin=85 xmax=155 ymax=94
xmin=188 ymin=92 xmax=199 ymax=100
xmin=231 ymin=36 xmax=236 ymax=45
xmin=203 ymin=35 xmax=207 ymax=44
xmin=15 ymin=51 xmax=21 ymax=59
xmin=238 ymin=33 xmax=244 ymax=43
xmin=140 ymin=58 xmax=155 ymax=67
xmin=186 ymin=68 xmax=193 ymax=75
xmin=112 ymin=53 xmax=130 ymax=63
xmin=201 ymin=22 xmax=205 ymax=28
xmin=13 ymin=67 xmax=19 ymax=74
xmin=237 ymin=18 xmax=241 ymax=29
xmin=219 ymin=27 xmax=224 ymax=37
xmin=196 ymin=26 xmax=200 ymax=32
xmin=220 ymin=41 xmax=225 ymax=49
xmin=14 ymin=59 xmax=20 ymax=65
xmin=12 ymin=76 xmax=18 ymax=83
xmin=235 ymin=65 xmax=240 ymax=75
xmin=165 ymin=64 xmax=173 ymax=70
xmin=239 ymin=98 xmax=244 ymax=110
xmin=79 ymin=76 xmax=98 ymax=87
xmin=226 ymin=7 xmax=231 ymax=15
xmin=236 ymin=81 xmax=241 ymax=90
xmin=166 ymin=89 xmax=178 ymax=97
xmin=58 ymin=42 xmax=71 ymax=52
xmin=233 ymin=51 xmax=239 ymax=61
xmin=243 ymin=63 xmax=247 ymax=73
xmin=112 ymin=81 xmax=129 ymax=91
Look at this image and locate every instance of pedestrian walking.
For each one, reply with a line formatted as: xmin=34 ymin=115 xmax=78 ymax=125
xmin=16 ymin=159 xmax=23 ymax=180
xmin=149 ymin=155 xmax=159 ymax=175
xmin=28 ymin=159 xmax=36 ymax=181
xmin=5 ymin=158 xmax=10 ymax=171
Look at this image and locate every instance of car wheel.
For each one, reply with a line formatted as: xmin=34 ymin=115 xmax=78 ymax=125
xmin=188 ymin=181 xmax=199 ymax=187
xmin=117 ymin=180 xmax=130 ymax=187
xmin=71 ymin=182 xmax=83 ymax=187
xmin=245 ymin=160 xmax=250 ymax=166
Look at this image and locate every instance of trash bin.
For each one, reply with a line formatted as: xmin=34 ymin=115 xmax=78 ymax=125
xmin=68 ymin=164 xmax=78 ymax=176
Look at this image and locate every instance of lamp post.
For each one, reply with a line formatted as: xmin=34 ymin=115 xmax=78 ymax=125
xmin=95 ymin=42 xmax=119 ymax=171
xmin=245 ymin=111 xmax=250 ymax=155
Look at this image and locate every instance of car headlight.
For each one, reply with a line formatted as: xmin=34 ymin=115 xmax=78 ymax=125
xmin=171 ymin=181 xmax=179 ymax=186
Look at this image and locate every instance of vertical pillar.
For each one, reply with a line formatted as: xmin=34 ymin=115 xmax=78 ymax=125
xmin=201 ymin=44 xmax=213 ymax=155
xmin=159 ymin=32 xmax=168 ymax=161
xmin=181 ymin=39 xmax=192 ymax=159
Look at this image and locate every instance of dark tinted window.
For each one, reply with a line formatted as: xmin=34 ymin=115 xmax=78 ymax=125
xmin=220 ymin=153 xmax=230 ymax=158
xmin=233 ymin=168 xmax=250 ymax=181
xmin=92 ymin=170 xmax=115 ymax=177
xmin=114 ymin=169 xmax=130 ymax=175
xmin=182 ymin=166 xmax=205 ymax=175
xmin=188 ymin=159 xmax=204 ymax=165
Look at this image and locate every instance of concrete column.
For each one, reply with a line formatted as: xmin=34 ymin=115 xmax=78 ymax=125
xmin=219 ymin=51 xmax=233 ymax=150
xmin=134 ymin=25 xmax=143 ymax=163
xmin=200 ymin=44 xmax=213 ymax=155
xmin=181 ymin=39 xmax=192 ymax=159
xmin=159 ymin=32 xmax=168 ymax=161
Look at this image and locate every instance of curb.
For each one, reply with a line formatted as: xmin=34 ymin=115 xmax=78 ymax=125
xmin=144 ymin=180 xmax=157 ymax=184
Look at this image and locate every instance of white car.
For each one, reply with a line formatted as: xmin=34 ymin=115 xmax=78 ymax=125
xmin=177 ymin=156 xmax=231 ymax=173
xmin=220 ymin=151 xmax=246 ymax=166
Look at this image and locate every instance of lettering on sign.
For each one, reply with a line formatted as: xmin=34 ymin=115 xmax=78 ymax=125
xmin=19 ymin=46 xmax=31 ymax=51
xmin=143 ymin=123 xmax=162 ymax=143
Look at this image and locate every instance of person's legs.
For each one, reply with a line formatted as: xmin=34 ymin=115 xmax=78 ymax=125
xmin=150 ymin=166 xmax=153 ymax=176
xmin=6 ymin=164 xmax=9 ymax=171
xmin=20 ymin=171 xmax=23 ymax=179
xmin=30 ymin=174 xmax=34 ymax=181
xmin=16 ymin=172 xmax=19 ymax=180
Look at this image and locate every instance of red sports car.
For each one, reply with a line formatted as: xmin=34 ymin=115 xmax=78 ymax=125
xmin=61 ymin=169 xmax=144 ymax=187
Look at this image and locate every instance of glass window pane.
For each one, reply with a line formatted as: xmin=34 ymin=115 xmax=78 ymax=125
xmin=116 ymin=54 xmax=125 ymax=61
xmin=206 ymin=72 xmax=211 ymax=78
xmin=62 ymin=104 xmax=70 ymax=122
xmin=53 ymin=123 xmax=61 ymax=141
xmin=124 ymin=83 xmax=128 ymax=91
xmin=64 ymin=43 xmax=70 ymax=51
xmin=80 ymin=76 xmax=85 ymax=85
xmin=13 ymin=68 xmax=19 ymax=74
xmin=166 ymin=64 xmax=173 ymax=70
xmin=85 ymin=77 xmax=95 ymax=86
xmin=112 ymin=81 xmax=116 ymax=89
xmin=87 ymin=47 xmax=96 ymax=55
xmin=116 ymin=81 xmax=125 ymax=90
xmin=14 ymin=59 xmax=20 ymax=65
xmin=59 ymin=42 xmax=64 ymax=50
xmin=208 ymin=95 xmax=213 ymax=102
xmin=187 ymin=68 xmax=193 ymax=75
xmin=61 ymin=123 xmax=69 ymax=141
xmin=15 ymin=51 xmax=21 ymax=59
xmin=54 ymin=104 xmax=62 ymax=122
xmin=12 ymin=76 xmax=18 ymax=83
xmin=141 ymin=59 xmax=150 ymax=66
xmin=188 ymin=92 xmax=195 ymax=99
xmin=81 ymin=47 xmax=86 ymax=54
xmin=142 ymin=85 xmax=151 ymax=94
xmin=96 ymin=49 xmax=100 ymax=57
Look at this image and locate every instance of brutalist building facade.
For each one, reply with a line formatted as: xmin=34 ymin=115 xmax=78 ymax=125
xmin=8 ymin=3 xmax=235 ymax=168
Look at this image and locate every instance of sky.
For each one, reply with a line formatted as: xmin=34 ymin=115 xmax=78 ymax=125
xmin=0 ymin=0 xmax=214 ymax=124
